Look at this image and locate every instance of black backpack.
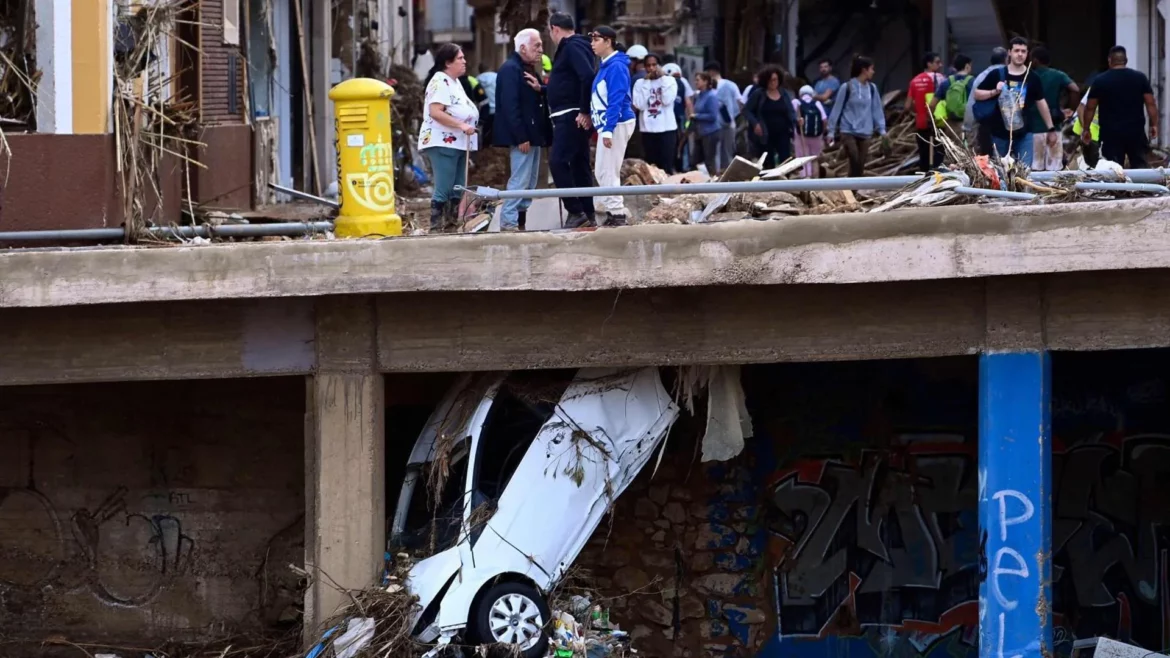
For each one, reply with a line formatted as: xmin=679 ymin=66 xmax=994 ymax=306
xmin=800 ymin=99 xmax=824 ymax=137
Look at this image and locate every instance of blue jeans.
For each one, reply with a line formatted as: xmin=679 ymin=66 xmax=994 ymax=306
xmin=991 ymin=133 xmax=1033 ymax=165
xmin=501 ymin=146 xmax=542 ymax=228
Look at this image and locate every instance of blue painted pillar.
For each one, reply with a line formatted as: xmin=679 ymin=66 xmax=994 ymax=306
xmin=979 ymin=352 xmax=1052 ymax=658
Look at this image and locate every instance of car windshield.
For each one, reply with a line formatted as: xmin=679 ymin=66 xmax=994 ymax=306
xmin=391 ymin=370 xmax=574 ymax=553
xmin=392 ymin=447 xmax=472 ymax=555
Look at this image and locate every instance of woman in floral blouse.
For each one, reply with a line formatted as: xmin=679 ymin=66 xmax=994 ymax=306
xmin=418 ymin=43 xmax=480 ymax=232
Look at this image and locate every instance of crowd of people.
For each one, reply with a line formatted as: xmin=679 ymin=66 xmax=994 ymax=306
xmin=413 ymin=18 xmax=1162 ymax=233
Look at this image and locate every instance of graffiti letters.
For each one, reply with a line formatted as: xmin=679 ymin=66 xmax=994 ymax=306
xmin=767 ymin=439 xmax=979 ymax=637
xmin=981 ymin=483 xmax=1038 ymax=658
xmin=0 ymin=485 xmax=194 ymax=609
xmin=1050 ymin=435 xmax=1170 ymax=649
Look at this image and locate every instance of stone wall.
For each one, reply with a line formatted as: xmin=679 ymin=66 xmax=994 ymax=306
xmin=0 ymin=378 xmax=305 ymax=649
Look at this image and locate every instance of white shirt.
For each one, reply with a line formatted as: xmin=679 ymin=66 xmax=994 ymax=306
xmin=418 ymin=72 xmax=480 ymax=152
xmin=632 ymin=75 xmax=679 ymax=132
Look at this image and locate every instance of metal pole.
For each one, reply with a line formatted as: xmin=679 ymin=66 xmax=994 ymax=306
xmin=460 ymin=176 xmax=923 ymax=201
xmin=1030 ymin=168 xmax=1170 ymax=184
xmin=270 ymin=183 xmax=341 ymax=208
xmin=0 ymin=221 xmax=335 ymax=243
xmin=954 ymin=187 xmax=1037 ymax=201
xmin=1074 ymin=182 xmax=1170 ymax=195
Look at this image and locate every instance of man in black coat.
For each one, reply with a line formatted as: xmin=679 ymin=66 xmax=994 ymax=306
xmin=546 ymin=12 xmax=598 ymax=228
xmin=493 ymin=28 xmax=552 ymax=231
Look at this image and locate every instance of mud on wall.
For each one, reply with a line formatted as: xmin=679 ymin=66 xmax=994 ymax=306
xmin=0 ymin=378 xmax=306 ymax=645
xmin=578 ymin=353 xmax=1170 ymax=658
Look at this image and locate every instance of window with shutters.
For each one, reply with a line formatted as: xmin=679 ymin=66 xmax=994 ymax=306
xmin=223 ymin=0 xmax=239 ymax=44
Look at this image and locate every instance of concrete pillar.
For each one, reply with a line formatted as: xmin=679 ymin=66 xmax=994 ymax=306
xmin=931 ymin=0 xmax=948 ymax=60
xmin=1117 ymin=0 xmax=1152 ymax=75
xmin=304 ymin=296 xmax=385 ymax=632
xmin=35 ymin=0 xmax=73 ymax=134
xmin=978 ymin=350 xmax=1052 ymax=658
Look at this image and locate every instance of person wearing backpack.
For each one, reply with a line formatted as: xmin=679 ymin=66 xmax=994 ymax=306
xmin=972 ymin=37 xmax=1058 ymax=164
xmin=743 ymin=66 xmax=797 ymax=169
xmin=792 ymin=85 xmax=828 ymax=177
xmin=932 ymin=54 xmax=974 ymax=138
xmin=906 ymin=51 xmax=945 ymax=172
xmin=826 ymin=56 xmax=888 ymax=177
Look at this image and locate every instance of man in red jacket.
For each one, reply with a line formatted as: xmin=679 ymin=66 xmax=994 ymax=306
xmin=906 ymin=51 xmax=944 ymax=172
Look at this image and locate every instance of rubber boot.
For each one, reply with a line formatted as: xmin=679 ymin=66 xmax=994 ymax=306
xmin=429 ymin=200 xmax=445 ymax=232
xmin=518 ymin=210 xmax=527 ymax=231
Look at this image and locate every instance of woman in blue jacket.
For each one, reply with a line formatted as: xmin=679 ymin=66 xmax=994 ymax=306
xmin=690 ymin=71 xmax=725 ymax=175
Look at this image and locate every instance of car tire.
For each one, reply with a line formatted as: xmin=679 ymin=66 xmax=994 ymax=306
xmin=470 ymin=581 xmax=551 ymax=658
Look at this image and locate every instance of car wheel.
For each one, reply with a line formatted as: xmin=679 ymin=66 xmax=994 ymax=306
xmin=471 ymin=581 xmax=551 ymax=658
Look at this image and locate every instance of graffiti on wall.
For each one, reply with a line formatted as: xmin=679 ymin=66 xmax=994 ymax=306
xmin=1051 ymin=434 xmax=1170 ymax=652
xmin=0 ymin=484 xmax=195 ymax=609
xmin=761 ymin=432 xmax=1170 ymax=656
xmin=764 ymin=435 xmax=979 ymax=649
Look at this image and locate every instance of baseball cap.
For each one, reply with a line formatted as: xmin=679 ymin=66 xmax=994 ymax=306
xmin=627 ymin=44 xmax=648 ymax=60
xmin=590 ymin=25 xmax=617 ymax=42
xmin=662 ymin=63 xmax=682 ymax=76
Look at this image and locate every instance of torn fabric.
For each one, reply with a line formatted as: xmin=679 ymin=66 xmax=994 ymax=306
xmin=700 ymin=365 xmax=754 ymax=462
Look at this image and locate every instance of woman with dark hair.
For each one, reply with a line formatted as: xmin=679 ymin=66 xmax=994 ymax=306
xmin=632 ymin=53 xmax=679 ymax=173
xmin=418 ymin=43 xmax=479 ymax=232
xmin=743 ymin=65 xmax=797 ymax=168
xmin=689 ymin=71 xmax=725 ymax=175
xmin=826 ymin=55 xmax=887 ymax=177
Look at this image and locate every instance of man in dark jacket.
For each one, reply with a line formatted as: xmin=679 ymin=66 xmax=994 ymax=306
xmin=546 ymin=11 xmax=597 ymax=228
xmin=493 ymin=28 xmax=552 ymax=231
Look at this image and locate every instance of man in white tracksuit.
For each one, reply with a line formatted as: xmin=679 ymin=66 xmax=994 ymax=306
xmin=588 ymin=25 xmax=636 ymax=227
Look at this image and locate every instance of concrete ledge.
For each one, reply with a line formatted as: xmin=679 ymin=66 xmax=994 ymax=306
xmin=1 ymin=198 xmax=1168 ymax=308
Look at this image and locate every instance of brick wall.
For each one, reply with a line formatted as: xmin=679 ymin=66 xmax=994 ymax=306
xmin=0 ymin=378 xmax=305 ymax=650
xmin=200 ymin=0 xmax=246 ymax=125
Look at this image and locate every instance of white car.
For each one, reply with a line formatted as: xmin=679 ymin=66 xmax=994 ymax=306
xmin=391 ymin=367 xmax=679 ymax=657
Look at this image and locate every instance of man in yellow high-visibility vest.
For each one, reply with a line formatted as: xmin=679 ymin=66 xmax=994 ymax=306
xmin=1075 ymin=84 xmax=1101 ymax=165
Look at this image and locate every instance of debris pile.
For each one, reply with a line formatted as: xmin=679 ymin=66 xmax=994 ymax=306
xmin=388 ymin=64 xmax=425 ymax=195
xmin=299 ymin=556 xmax=427 ymax=658
xmin=113 ymin=0 xmax=206 ymax=236
xmin=546 ymin=591 xmax=635 ymax=657
xmin=0 ymin=0 xmax=35 ymax=128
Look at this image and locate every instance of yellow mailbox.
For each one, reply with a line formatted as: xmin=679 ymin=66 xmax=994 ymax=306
xmin=329 ymin=78 xmax=403 ymax=238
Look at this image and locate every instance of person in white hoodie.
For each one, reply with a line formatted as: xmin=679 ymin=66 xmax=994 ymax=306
xmin=632 ymin=53 xmax=679 ymax=174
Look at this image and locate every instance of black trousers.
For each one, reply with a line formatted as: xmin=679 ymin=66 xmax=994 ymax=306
xmin=549 ymin=113 xmax=595 ymax=217
xmin=642 ymin=130 xmax=677 ymax=174
xmin=755 ymin=134 xmax=791 ymax=169
xmin=1101 ymin=132 xmax=1149 ymax=168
